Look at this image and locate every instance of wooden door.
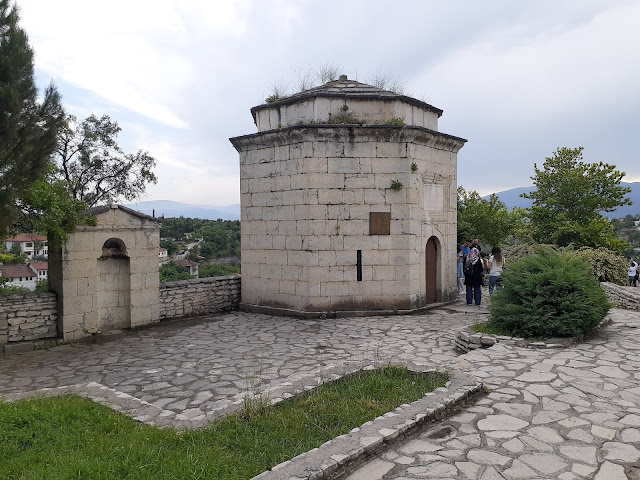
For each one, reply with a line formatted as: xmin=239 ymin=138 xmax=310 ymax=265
xmin=425 ymin=238 xmax=438 ymax=303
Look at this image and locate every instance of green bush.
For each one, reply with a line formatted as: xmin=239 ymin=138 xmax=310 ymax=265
xmin=502 ymin=244 xmax=561 ymax=263
xmin=572 ymin=247 xmax=627 ymax=285
xmin=159 ymin=262 xmax=194 ymax=283
xmin=502 ymin=244 xmax=627 ymax=285
xmin=34 ymin=279 xmax=49 ymax=292
xmin=0 ymin=285 xmax=30 ymax=295
xmin=199 ymin=263 xmax=241 ymax=278
xmin=489 ymin=248 xmax=611 ymax=339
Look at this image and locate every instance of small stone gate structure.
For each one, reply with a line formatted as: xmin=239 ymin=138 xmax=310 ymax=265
xmin=230 ymin=75 xmax=466 ymax=317
xmin=48 ymin=205 xmax=162 ymax=341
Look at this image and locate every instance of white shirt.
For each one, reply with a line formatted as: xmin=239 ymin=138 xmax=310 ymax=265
xmin=488 ymin=255 xmax=504 ymax=276
xmin=629 ymin=262 xmax=638 ymax=276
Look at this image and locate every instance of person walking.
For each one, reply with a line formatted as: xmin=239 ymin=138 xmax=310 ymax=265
xmin=457 ymin=244 xmax=464 ymax=294
xmin=487 ymin=246 xmax=504 ymax=295
xmin=462 ymin=241 xmax=471 ymax=257
xmin=464 ymin=247 xmax=484 ymax=305
xmin=629 ymin=260 xmax=638 ymax=287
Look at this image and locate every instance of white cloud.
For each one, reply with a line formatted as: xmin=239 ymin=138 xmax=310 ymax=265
xmin=16 ymin=0 xmax=640 ymax=204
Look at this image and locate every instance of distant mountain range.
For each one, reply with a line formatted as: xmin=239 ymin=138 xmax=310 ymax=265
xmin=125 ymin=182 xmax=640 ymax=221
xmin=124 ymin=200 xmax=240 ymax=220
xmin=486 ymin=182 xmax=640 ymax=219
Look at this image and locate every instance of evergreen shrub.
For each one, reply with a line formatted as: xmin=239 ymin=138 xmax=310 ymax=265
xmin=489 ymin=248 xmax=611 ymax=338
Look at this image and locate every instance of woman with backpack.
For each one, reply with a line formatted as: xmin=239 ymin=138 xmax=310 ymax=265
xmin=464 ymin=247 xmax=484 ymax=305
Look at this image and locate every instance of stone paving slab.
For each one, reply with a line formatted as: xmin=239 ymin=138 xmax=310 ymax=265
xmin=0 ymin=297 xmax=487 ymax=427
xmin=4 ymin=296 xmax=640 ymax=479
xmin=343 ymin=308 xmax=640 ymax=480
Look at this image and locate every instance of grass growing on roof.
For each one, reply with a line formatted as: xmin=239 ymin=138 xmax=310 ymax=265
xmin=0 ymin=365 xmax=449 ymax=480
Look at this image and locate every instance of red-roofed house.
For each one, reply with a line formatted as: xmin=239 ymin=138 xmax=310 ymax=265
xmin=29 ymin=262 xmax=48 ymax=281
xmin=0 ymin=264 xmax=39 ymax=290
xmin=5 ymin=234 xmax=48 ymax=258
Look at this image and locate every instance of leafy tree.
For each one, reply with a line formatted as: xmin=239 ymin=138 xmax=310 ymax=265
xmin=522 ymin=147 xmax=631 ymax=252
xmin=9 ymin=243 xmax=21 ymax=257
xmin=160 ymin=239 xmax=179 ymax=256
xmin=159 ymin=261 xmax=193 ymax=283
xmin=457 ymin=187 xmax=522 ymax=245
xmin=55 ymin=114 xmax=157 ymax=207
xmin=16 ymin=170 xmax=88 ymax=247
xmin=0 ymin=0 xmax=64 ymax=236
xmin=0 ymin=252 xmax=21 ymax=264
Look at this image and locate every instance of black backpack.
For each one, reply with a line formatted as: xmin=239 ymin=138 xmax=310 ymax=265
xmin=464 ymin=257 xmax=474 ymax=275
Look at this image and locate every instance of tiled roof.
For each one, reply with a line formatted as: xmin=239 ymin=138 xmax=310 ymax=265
xmin=29 ymin=262 xmax=48 ymax=270
xmin=174 ymin=259 xmax=198 ymax=267
xmin=5 ymin=234 xmax=47 ymax=242
xmin=87 ymin=204 xmax=163 ymax=223
xmin=1 ymin=265 xmax=36 ymax=278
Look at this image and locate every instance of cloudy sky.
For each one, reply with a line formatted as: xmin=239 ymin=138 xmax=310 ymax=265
xmin=18 ymin=0 xmax=640 ymax=206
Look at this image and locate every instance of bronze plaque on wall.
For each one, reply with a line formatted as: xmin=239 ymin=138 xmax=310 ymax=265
xmin=369 ymin=212 xmax=391 ymax=235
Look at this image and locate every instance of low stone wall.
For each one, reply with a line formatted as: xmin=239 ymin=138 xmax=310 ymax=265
xmin=159 ymin=275 xmax=241 ymax=320
xmin=601 ymin=282 xmax=640 ymax=311
xmin=0 ymin=292 xmax=58 ymax=347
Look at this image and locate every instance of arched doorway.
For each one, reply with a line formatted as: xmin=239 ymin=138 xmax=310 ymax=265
xmin=425 ymin=237 xmax=438 ymax=303
xmin=97 ymin=238 xmax=131 ymax=329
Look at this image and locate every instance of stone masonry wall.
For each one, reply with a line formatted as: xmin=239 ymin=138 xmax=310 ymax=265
xmin=159 ymin=275 xmax=241 ymax=319
xmin=234 ymin=126 xmax=462 ymax=313
xmin=0 ymin=292 xmax=57 ymax=345
xmin=601 ymin=282 xmax=640 ymax=311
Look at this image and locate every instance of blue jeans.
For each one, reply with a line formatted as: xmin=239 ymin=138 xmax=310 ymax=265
xmin=466 ymin=284 xmax=481 ymax=305
xmin=489 ymin=275 xmax=502 ymax=295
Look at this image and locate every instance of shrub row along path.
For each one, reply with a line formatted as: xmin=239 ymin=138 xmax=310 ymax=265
xmin=2 ymin=296 xmax=640 ymax=479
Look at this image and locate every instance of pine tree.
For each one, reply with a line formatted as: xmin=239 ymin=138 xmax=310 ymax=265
xmin=0 ymin=0 xmax=64 ymax=235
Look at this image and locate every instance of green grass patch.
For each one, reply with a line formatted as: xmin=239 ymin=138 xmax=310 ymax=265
xmin=470 ymin=320 xmax=511 ymax=336
xmin=0 ymin=366 xmax=448 ymax=480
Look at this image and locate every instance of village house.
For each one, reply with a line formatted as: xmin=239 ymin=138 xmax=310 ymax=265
xmin=0 ymin=263 xmax=43 ymax=291
xmin=174 ymin=258 xmax=199 ymax=277
xmin=29 ymin=261 xmax=48 ymax=281
xmin=4 ymin=234 xmax=48 ymax=258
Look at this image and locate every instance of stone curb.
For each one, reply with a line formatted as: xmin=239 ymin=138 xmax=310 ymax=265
xmin=249 ymin=370 xmax=482 ymax=480
xmin=454 ymin=315 xmax=613 ymax=353
xmin=239 ymin=300 xmax=457 ymax=320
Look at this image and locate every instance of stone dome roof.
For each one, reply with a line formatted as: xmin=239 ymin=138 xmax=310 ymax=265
xmin=250 ymin=75 xmax=443 ymax=132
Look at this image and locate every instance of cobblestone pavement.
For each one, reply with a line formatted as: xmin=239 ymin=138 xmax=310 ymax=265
xmin=346 ymin=308 xmax=640 ymax=480
xmin=3 ymin=298 xmax=640 ymax=479
xmin=0 ymin=298 xmax=487 ymax=425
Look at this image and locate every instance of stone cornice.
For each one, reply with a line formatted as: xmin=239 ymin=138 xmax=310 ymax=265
xmin=230 ymin=124 xmax=467 ymax=154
